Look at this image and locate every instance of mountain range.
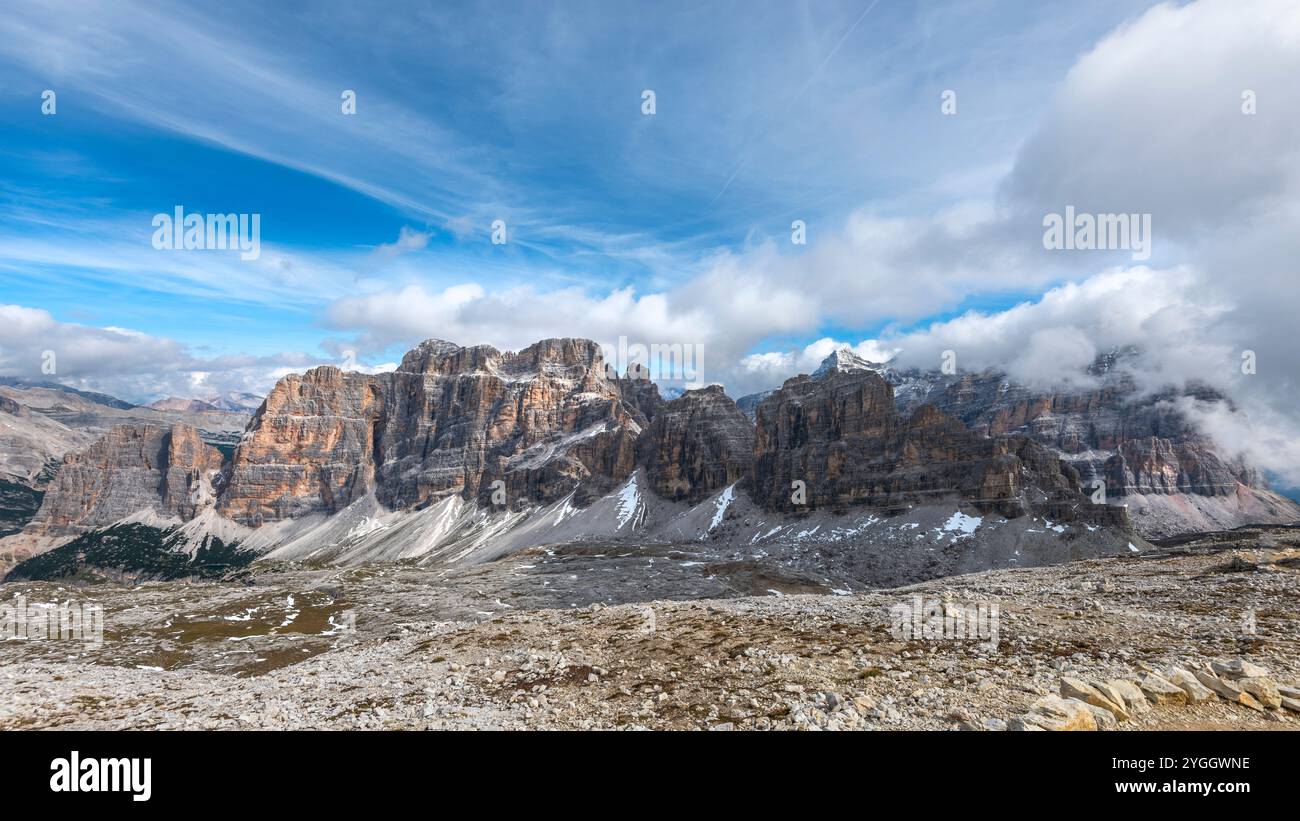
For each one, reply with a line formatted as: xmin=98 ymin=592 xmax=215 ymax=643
xmin=146 ymin=391 xmax=266 ymax=414
xmin=2 ymin=337 xmax=1296 ymax=581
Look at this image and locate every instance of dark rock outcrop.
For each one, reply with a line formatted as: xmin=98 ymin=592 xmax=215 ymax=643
xmin=614 ymin=364 xmax=666 ymax=426
xmin=0 ymin=396 xmax=27 ymax=417
xmin=639 ymin=385 xmax=754 ymax=503
xmin=890 ymin=364 xmax=1290 ymax=506
xmin=751 ymin=367 xmax=1114 ymax=523
xmin=835 ymin=346 xmax=1300 ymax=535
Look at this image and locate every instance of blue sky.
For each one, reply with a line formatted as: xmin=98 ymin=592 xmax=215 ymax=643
xmin=3 ymin=0 xmax=1300 ymax=504
xmin=0 ymin=0 xmax=1165 ymax=392
xmin=7 ymin=1 xmax=1300 ymax=501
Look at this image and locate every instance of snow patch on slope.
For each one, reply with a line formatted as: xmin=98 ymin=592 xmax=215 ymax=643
xmin=614 ymin=474 xmax=643 ymax=531
xmin=708 ymin=484 xmax=735 ymax=532
xmin=942 ymin=511 xmax=983 ymax=538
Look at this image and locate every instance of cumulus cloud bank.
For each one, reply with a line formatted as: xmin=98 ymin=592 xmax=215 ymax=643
xmin=0 ymin=304 xmax=324 ymax=403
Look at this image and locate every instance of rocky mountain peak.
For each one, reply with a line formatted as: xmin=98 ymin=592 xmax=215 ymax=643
xmin=639 ymin=384 xmax=754 ymax=504
xmin=396 ymin=339 xmax=478 ymax=375
xmin=300 ymin=365 xmax=348 ymax=385
xmin=211 ymin=336 xmax=654 ymax=522
xmin=500 ymin=337 xmax=605 ymax=382
xmin=811 ymin=348 xmax=887 ymax=380
xmin=146 ymin=397 xmax=222 ymax=413
xmin=613 ymin=368 xmax=664 ymax=425
xmin=688 ymin=384 xmax=727 ymax=397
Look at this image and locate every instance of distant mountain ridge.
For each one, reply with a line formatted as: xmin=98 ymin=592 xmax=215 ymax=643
xmin=809 ymin=347 xmax=887 ymax=379
xmin=0 ymin=380 xmax=253 ymax=560
xmin=3 ymin=338 xmax=1297 ymax=579
xmin=0 ymin=376 xmax=136 ymax=410
xmin=147 ymin=391 xmax=264 ymax=414
xmin=147 ymin=397 xmax=222 ymax=413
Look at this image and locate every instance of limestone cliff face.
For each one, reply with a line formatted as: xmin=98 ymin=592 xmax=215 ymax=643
xmin=24 ymin=423 xmax=222 ymax=536
xmin=28 ymin=339 xmax=1285 ymax=544
xmin=825 ymin=348 xmax=1299 ymax=535
xmin=160 ymin=424 xmax=225 ymax=519
xmin=750 ymin=368 xmax=1111 ymax=523
xmin=376 ymin=338 xmax=644 ymax=510
xmin=639 ymin=385 xmax=755 ymax=503
xmin=217 ymin=367 xmax=385 ymax=525
xmin=216 ymin=338 xmax=656 ymax=523
xmin=1102 ymin=435 xmax=1255 ymax=498
xmin=217 ymin=342 xmax=1135 ymax=528
xmin=892 ymin=367 xmax=1281 ymax=503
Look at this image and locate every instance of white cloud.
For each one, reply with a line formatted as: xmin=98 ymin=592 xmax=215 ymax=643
xmin=7 ymin=0 xmax=1300 ymax=487
xmin=880 ymin=267 xmax=1232 ymax=386
xmin=1002 ymin=0 xmax=1300 ymax=238
xmin=0 ymin=304 xmax=343 ymax=405
xmin=374 ymin=226 xmax=433 ymax=258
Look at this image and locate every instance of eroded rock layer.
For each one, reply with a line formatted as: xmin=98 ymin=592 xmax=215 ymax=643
xmin=25 ymin=423 xmax=222 ymax=536
xmin=217 ymin=367 xmax=385 ymax=525
xmin=639 ymin=385 xmax=755 ymax=503
xmin=217 ymin=338 xmax=653 ymax=523
xmin=885 ymin=356 xmax=1300 ymax=535
xmin=751 ymin=367 xmax=1122 ymax=527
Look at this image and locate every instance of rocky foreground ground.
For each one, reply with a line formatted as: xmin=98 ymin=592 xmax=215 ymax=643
xmin=1 ymin=525 xmax=1298 ymax=730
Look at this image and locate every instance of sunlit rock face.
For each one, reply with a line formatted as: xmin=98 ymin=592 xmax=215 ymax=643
xmin=27 ymin=423 xmax=222 ymax=535
xmin=218 ymin=367 xmax=385 ymax=526
xmin=218 ymin=338 xmax=656 ymax=524
xmin=374 ymin=337 xmax=648 ymax=511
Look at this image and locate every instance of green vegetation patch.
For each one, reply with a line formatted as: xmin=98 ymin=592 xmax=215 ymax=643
xmin=4 ymin=522 xmax=256 ymax=583
xmin=0 ymin=479 xmax=44 ymax=538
